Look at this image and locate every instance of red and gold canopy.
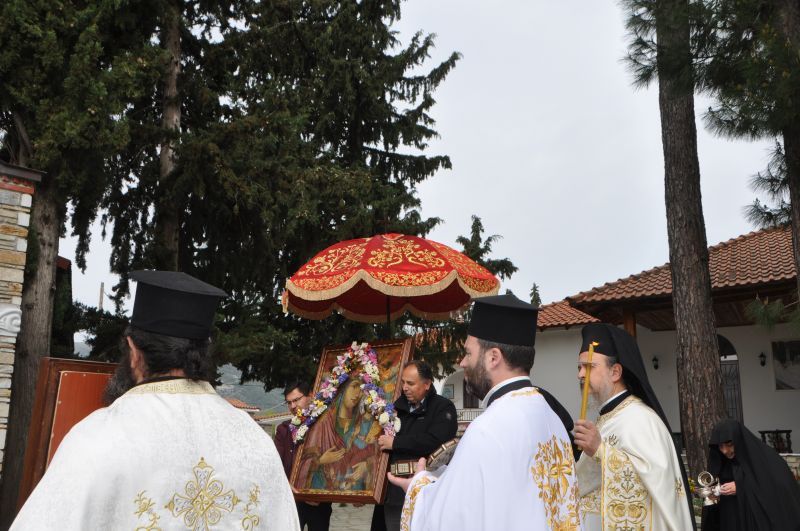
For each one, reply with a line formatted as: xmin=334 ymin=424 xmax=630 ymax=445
xmin=284 ymin=233 xmax=500 ymax=323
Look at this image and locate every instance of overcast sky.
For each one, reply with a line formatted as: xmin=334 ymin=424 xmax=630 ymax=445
xmin=61 ymin=1 xmax=771 ymax=314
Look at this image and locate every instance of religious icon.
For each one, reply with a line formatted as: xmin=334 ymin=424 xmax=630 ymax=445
xmin=290 ymin=338 xmax=413 ymax=504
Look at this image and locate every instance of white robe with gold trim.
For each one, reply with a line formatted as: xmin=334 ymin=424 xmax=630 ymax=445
xmin=400 ymin=387 xmax=581 ymax=531
xmin=576 ymin=395 xmax=692 ymax=531
xmin=12 ymin=379 xmax=300 ymax=531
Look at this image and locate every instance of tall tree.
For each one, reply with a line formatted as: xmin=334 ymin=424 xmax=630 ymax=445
xmin=101 ymin=0 xmax=461 ymax=389
xmin=0 ymin=0 xmax=160 ymax=522
xmin=623 ymin=0 xmax=725 ymax=476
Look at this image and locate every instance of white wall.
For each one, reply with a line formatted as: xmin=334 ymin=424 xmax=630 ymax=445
xmin=531 ymin=328 xmax=584 ymax=418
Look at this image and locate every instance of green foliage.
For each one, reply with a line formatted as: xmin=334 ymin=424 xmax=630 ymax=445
xmin=0 ymin=0 xmax=162 ymax=265
xmin=530 ymin=283 xmax=542 ymax=307
xmin=455 ymin=215 xmax=518 ymax=281
xmin=702 ymin=0 xmax=800 ymax=140
xmin=97 ymin=1 xmax=460 ymax=389
xmin=744 ymin=141 xmax=791 ymax=228
xmin=73 ymin=303 xmax=129 ymax=362
xmin=621 ymin=0 xmax=714 ymax=90
xmin=745 ymin=296 xmax=787 ymax=330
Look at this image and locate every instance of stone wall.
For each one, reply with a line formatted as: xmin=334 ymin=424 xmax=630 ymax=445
xmin=0 ymin=164 xmax=40 ymax=480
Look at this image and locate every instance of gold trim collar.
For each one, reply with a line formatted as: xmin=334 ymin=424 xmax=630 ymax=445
xmin=125 ymin=378 xmax=215 ymax=396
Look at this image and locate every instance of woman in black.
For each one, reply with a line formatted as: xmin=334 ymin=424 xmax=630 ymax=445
xmin=701 ymin=419 xmax=800 ymax=531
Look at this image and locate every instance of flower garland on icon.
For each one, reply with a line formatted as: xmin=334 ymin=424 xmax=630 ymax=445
xmin=289 ymin=342 xmax=401 ymax=444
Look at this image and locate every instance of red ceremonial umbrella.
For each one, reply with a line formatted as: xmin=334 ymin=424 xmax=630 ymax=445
xmin=283 ymin=233 xmax=500 ymax=324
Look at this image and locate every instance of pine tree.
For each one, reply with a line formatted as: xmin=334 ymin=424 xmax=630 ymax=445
xmin=99 ymin=1 xmax=461 ymax=389
xmin=530 ymin=283 xmax=542 ymax=307
xmin=622 ymin=0 xmax=725 ymax=477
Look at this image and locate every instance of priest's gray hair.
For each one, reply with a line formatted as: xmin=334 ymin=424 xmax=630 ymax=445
xmin=476 ymin=339 xmax=535 ymax=373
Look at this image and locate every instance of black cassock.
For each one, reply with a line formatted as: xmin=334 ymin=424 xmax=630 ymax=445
xmin=701 ymin=419 xmax=800 ymax=531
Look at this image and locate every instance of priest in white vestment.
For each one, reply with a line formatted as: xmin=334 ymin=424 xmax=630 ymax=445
xmin=12 ymin=271 xmax=300 ymax=531
xmin=389 ymin=294 xmax=581 ymax=531
xmin=573 ymin=323 xmax=694 ymax=531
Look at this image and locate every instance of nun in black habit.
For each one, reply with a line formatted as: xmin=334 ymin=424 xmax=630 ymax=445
xmin=701 ymin=419 xmax=800 ymax=531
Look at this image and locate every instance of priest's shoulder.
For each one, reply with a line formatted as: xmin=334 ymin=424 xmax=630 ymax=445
xmin=49 ymin=405 xmax=119 ymax=461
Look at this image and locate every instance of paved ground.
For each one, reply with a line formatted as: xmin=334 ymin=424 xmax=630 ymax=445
xmin=328 ymin=504 xmax=374 ymax=530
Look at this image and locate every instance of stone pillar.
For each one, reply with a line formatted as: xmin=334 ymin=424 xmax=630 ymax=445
xmin=0 ymin=162 xmax=41 ymax=480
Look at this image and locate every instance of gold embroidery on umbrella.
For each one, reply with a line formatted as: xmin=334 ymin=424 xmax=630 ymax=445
xmin=367 ymin=238 xmax=445 ymax=269
xmin=299 ymin=242 xmax=368 ymax=276
xmin=531 ymin=436 xmax=580 ymax=530
xmin=134 ymin=490 xmax=162 ymax=531
xmin=241 ymin=485 xmax=260 ymax=530
xmin=604 ymin=446 xmax=650 ymax=529
xmin=165 ymin=457 xmax=241 ymax=530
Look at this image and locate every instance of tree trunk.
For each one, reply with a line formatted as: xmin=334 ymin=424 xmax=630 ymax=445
xmin=775 ymin=0 xmax=800 ymax=299
xmin=655 ymin=0 xmax=725 ymax=478
xmin=155 ymin=0 xmax=182 ymax=271
xmin=0 ymin=176 xmax=61 ymax=528
xmin=785 ymin=127 xmax=800 ymax=300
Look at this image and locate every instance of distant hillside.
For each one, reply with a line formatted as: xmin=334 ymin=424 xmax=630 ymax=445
xmin=215 ymin=364 xmax=287 ymax=414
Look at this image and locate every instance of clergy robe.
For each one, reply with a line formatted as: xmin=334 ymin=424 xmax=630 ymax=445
xmin=400 ymin=384 xmax=580 ymax=531
xmin=576 ymin=395 xmax=692 ymax=531
xmin=12 ymin=378 xmax=300 ymax=531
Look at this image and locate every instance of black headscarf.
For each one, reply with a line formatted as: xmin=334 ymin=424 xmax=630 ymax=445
xmin=580 ymin=323 xmax=695 ymax=528
xmin=702 ymin=419 xmax=800 ymax=531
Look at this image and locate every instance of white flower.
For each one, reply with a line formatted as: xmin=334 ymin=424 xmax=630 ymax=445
xmin=393 ymin=418 xmax=401 ymax=432
xmin=379 ymin=412 xmax=389 ymax=425
xmin=297 ymin=425 xmax=308 ymax=437
xmin=291 ymin=416 xmax=301 ymax=426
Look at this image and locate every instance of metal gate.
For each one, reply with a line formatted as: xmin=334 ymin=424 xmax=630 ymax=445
xmin=720 ymin=359 xmax=743 ymax=422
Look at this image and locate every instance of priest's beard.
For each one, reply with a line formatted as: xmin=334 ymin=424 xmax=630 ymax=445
xmin=464 ymin=353 xmax=492 ymax=401
xmin=103 ymin=351 xmax=136 ymax=406
xmin=578 ymin=378 xmax=614 ymax=415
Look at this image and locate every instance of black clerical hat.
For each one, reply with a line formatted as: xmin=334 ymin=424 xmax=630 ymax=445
xmin=467 ymin=294 xmax=539 ymax=346
xmin=130 ymin=270 xmax=227 ymax=339
xmin=579 ymin=323 xmax=668 ymax=425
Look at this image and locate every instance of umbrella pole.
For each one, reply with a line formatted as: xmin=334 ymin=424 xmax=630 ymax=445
xmin=385 ymin=296 xmax=392 ymax=338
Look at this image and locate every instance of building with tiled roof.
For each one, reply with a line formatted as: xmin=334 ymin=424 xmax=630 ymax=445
xmin=566 ymin=226 xmax=795 ymax=330
xmin=537 ymin=300 xmax=598 ymax=329
xmin=225 ymin=397 xmax=261 ymax=414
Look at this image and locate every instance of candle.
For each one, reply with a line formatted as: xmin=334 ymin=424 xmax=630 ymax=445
xmin=580 ymin=341 xmax=598 ymax=420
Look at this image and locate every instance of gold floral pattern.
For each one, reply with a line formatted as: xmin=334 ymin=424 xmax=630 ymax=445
xmin=165 ymin=458 xmax=241 ymax=530
xmin=367 ymin=238 xmax=446 ymax=269
xmin=298 ymin=241 xmax=368 ymax=276
xmin=530 ymin=436 xmax=580 ymax=530
xmin=292 ymin=270 xmax=357 ymax=291
xmin=134 ymin=491 xmax=162 ymax=531
xmin=603 ymin=445 xmax=650 ymax=529
xmin=371 ymin=270 xmax=448 ymax=286
xmin=241 ymin=485 xmax=260 ymax=530
xmin=400 ymin=475 xmax=434 ymax=531
xmin=579 ymin=489 xmax=601 ymax=515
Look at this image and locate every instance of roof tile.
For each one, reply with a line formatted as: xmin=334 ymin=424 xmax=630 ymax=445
xmin=568 ymin=227 xmax=794 ymax=304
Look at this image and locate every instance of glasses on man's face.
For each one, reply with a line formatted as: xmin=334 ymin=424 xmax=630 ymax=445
xmin=286 ymin=396 xmax=305 ymax=408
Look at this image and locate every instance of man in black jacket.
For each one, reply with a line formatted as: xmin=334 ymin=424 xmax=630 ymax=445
xmin=370 ymin=360 xmax=457 ymax=531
